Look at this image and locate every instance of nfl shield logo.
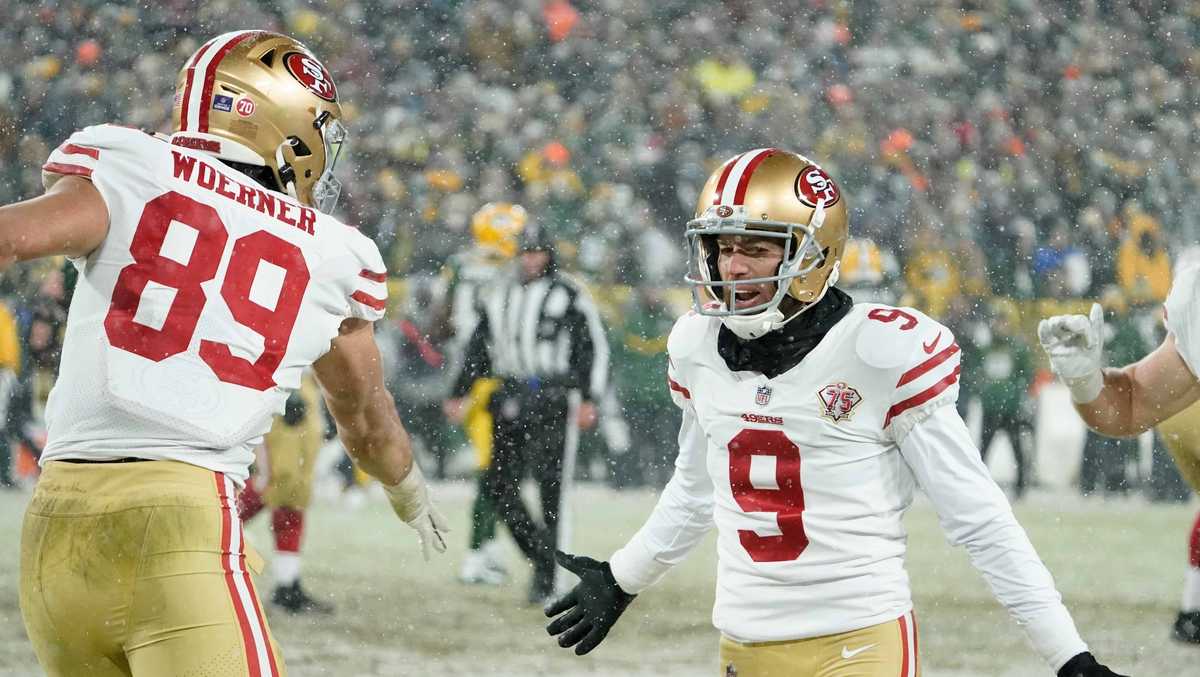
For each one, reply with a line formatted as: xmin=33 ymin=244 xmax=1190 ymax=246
xmin=755 ymin=385 xmax=772 ymax=406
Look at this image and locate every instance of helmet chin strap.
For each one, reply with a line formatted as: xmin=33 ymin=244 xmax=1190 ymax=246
xmin=719 ymin=261 xmax=841 ymax=341
xmin=275 ymin=141 xmax=301 ymax=202
xmin=721 ymin=307 xmax=787 ymax=340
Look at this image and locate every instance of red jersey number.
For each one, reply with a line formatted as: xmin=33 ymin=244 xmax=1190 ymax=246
xmin=728 ymin=428 xmax=808 ymax=562
xmin=104 ymin=191 xmax=309 ymax=391
xmin=866 ymin=307 xmax=919 ymax=330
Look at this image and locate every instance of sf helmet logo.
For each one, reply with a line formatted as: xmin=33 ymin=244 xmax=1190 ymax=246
xmin=284 ymin=52 xmax=337 ymax=102
xmin=794 ymin=165 xmax=840 ymax=208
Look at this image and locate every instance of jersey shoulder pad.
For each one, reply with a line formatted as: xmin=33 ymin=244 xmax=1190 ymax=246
xmin=342 ymin=228 xmax=388 ymax=321
xmin=851 ymin=304 xmax=950 ymax=368
xmin=664 ymin=311 xmax=717 ymax=409
xmin=1165 ymin=259 xmax=1200 ymax=376
xmin=41 ymin=124 xmax=154 ymax=189
xmin=851 ymin=304 xmax=962 ymax=437
xmin=667 ymin=310 xmax=717 ymax=364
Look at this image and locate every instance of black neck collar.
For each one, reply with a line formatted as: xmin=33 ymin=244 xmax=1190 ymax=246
xmin=717 ymin=287 xmax=854 ymax=378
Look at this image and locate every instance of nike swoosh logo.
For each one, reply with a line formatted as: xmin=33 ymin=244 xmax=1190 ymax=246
xmin=922 ymin=332 xmax=941 ymax=354
xmin=841 ymin=643 xmax=878 ymax=659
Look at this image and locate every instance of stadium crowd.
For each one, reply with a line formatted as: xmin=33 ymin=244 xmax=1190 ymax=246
xmin=0 ymin=0 xmax=1197 ymax=494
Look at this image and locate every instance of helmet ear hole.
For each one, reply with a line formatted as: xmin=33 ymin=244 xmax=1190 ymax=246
xmin=288 ymin=137 xmax=313 ymax=157
xmin=259 ymin=49 xmax=277 ymax=67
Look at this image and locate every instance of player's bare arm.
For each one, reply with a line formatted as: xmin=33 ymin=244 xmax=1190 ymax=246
xmin=0 ymin=175 xmax=108 ymax=268
xmin=314 ymin=317 xmax=449 ymax=558
xmin=314 ymin=317 xmax=412 ymax=484
xmin=1040 ymin=303 xmax=1200 ymax=437
xmin=1078 ymin=334 xmax=1200 ymax=436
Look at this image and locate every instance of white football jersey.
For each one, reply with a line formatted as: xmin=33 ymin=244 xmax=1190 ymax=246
xmin=611 ymin=303 xmax=1087 ymax=669
xmin=1165 ymin=259 xmax=1200 ymax=377
xmin=39 ymin=124 xmax=387 ymax=484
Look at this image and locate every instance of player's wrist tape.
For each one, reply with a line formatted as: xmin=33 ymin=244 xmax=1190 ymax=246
xmin=1063 ymin=369 xmax=1103 ymax=404
xmin=382 ymin=462 xmax=428 ymax=523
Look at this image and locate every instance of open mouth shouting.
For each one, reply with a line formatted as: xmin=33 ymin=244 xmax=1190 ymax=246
xmin=731 ymin=285 xmax=774 ymax=310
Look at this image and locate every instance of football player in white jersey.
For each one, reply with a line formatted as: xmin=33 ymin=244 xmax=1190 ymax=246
xmin=3 ymin=31 xmax=447 ymax=676
xmin=545 ymin=149 xmax=1123 ymax=677
xmin=1040 ymin=253 xmax=1200 ymax=645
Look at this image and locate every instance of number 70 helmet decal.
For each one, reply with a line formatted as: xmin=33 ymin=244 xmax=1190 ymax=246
xmin=685 ymin=149 xmax=849 ymax=339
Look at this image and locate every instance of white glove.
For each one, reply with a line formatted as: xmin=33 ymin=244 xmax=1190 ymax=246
xmin=382 ymin=463 xmax=449 ymax=561
xmin=1037 ymin=302 xmax=1106 ymax=404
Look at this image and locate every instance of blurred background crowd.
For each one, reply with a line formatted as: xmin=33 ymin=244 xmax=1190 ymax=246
xmin=1 ymin=0 xmax=1197 ymax=498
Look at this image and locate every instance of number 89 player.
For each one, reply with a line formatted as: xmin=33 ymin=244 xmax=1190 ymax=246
xmin=545 ymin=149 xmax=1123 ymax=677
xmin=3 ymin=30 xmax=446 ymax=676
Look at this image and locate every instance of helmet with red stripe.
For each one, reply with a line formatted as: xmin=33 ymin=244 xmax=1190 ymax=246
xmin=171 ymin=31 xmax=346 ymax=213
xmin=685 ymin=149 xmax=849 ymax=339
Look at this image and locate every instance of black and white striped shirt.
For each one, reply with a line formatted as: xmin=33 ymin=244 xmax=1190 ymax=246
xmin=451 ymin=271 xmax=609 ymax=402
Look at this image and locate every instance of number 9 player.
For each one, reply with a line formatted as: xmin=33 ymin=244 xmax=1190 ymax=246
xmin=545 ymin=149 xmax=1123 ymax=677
xmin=2 ymin=31 xmax=446 ymax=676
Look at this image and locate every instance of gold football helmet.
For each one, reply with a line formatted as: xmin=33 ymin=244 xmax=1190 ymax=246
xmin=471 ymin=202 xmax=528 ymax=259
xmin=685 ymin=148 xmax=849 ymax=339
xmin=171 ymin=30 xmax=346 ymax=212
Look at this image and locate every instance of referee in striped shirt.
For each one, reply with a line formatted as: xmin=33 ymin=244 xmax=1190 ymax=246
xmin=446 ymin=223 xmax=609 ymax=604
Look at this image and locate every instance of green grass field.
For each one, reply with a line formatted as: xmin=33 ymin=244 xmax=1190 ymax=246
xmin=0 ymin=481 xmax=1195 ymax=676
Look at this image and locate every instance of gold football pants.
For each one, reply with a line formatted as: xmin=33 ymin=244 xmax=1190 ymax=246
xmin=1158 ymin=400 xmax=1200 ymax=492
xmin=719 ymin=612 xmax=919 ymax=677
xmin=20 ymin=460 xmax=285 ymax=677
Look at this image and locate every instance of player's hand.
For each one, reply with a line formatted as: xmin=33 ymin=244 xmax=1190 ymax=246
xmin=382 ymin=463 xmax=449 ymax=561
xmin=544 ymin=551 xmax=636 ymax=655
xmin=1037 ymin=302 xmax=1105 ymax=403
xmin=1056 ymin=652 xmax=1128 ymax=677
xmin=576 ymin=401 xmax=597 ymax=430
xmin=442 ymin=398 xmax=467 ymax=424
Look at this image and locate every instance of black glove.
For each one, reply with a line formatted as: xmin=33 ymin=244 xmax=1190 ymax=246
xmin=1057 ymin=652 xmax=1128 ymax=677
xmin=543 ymin=551 xmax=636 ymax=655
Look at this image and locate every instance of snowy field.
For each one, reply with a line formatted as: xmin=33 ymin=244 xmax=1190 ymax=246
xmin=0 ymin=480 xmax=1195 ymax=676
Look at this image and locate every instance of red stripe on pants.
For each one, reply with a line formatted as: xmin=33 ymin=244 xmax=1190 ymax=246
xmin=215 ymin=473 xmax=263 ymax=677
xmin=911 ymin=612 xmax=919 ymax=675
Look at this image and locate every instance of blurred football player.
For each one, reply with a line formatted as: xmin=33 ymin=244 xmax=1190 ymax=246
xmin=838 ymin=236 xmax=899 ymax=305
xmin=1040 ymin=251 xmax=1200 ymax=645
xmin=6 ymin=30 xmax=446 ymax=677
xmin=546 ymin=149 xmax=1123 ymax=677
xmin=436 ymin=202 xmax=528 ymax=586
xmin=237 ymin=376 xmax=332 ymax=614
